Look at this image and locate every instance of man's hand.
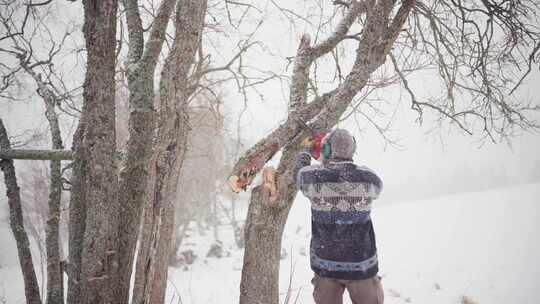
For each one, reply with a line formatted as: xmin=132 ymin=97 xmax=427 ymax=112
xmin=301 ymin=132 xmax=327 ymax=160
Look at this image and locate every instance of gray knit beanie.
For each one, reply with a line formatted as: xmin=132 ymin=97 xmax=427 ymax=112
xmin=328 ymin=129 xmax=355 ymax=160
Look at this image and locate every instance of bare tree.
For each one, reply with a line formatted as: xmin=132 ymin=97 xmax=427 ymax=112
xmin=2 ymin=1 xmax=270 ymax=303
xmin=229 ymin=1 xmax=540 ymax=303
xmin=115 ymin=0 xmax=178 ymax=302
xmin=0 ymin=2 xmax=80 ymax=303
xmin=131 ymin=0 xmax=275 ymax=301
xmin=0 ymin=119 xmax=42 ymax=304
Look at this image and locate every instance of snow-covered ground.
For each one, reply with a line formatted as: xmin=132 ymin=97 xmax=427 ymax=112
xmin=166 ymin=182 xmax=540 ymax=304
xmin=1 ymin=182 xmax=539 ymax=303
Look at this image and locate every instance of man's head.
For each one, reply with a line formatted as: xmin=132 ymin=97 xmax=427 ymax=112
xmin=323 ymin=128 xmax=356 ymax=160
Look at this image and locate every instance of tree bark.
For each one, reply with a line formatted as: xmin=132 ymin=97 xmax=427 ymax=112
xmin=131 ymin=1 xmax=207 ymax=303
xmin=239 ymin=185 xmax=287 ymax=304
xmin=43 ymin=81 xmax=65 ymax=304
xmin=45 ymin=146 xmax=63 ymax=304
xmin=131 ymin=199 xmax=153 ymax=304
xmin=147 ymin=195 xmax=176 ymax=304
xmin=69 ymin=0 xmax=120 ymax=303
xmin=0 ymin=119 xmax=42 ymax=304
xmin=66 ymin=123 xmax=86 ymax=304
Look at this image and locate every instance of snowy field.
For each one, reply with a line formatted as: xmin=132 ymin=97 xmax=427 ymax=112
xmin=166 ymin=182 xmax=540 ymax=304
xmin=1 ymin=182 xmax=539 ymax=303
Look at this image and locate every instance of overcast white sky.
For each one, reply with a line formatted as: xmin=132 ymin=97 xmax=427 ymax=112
xmin=219 ymin=1 xmax=540 ymax=203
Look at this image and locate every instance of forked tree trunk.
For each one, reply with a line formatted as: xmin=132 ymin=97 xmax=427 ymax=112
xmin=131 ymin=1 xmax=207 ymax=303
xmin=116 ymin=1 xmax=177 ymax=302
xmin=0 ymin=119 xmax=42 ymax=304
xmin=236 ymin=2 xmax=416 ymax=303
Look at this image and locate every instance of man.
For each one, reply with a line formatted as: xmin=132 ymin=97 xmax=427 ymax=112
xmin=294 ymin=128 xmax=384 ymax=304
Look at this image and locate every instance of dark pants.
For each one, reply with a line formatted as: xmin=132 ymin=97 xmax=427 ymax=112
xmin=311 ymin=274 xmax=384 ymax=304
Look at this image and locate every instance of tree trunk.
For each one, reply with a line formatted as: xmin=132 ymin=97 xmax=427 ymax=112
xmin=17 ymin=41 xmax=67 ymax=304
xmin=43 ymin=97 xmax=64 ymax=304
xmin=239 ymin=186 xmax=289 ymax=304
xmin=66 ymin=124 xmax=86 ymax=304
xmin=0 ymin=119 xmax=42 ymax=304
xmin=132 ymin=170 xmax=181 ymax=304
xmin=147 ymin=197 xmax=176 ymax=304
xmin=131 ymin=199 xmax=153 ymax=304
xmin=116 ymin=64 xmax=157 ymax=304
xmin=131 ymin=1 xmax=207 ymax=302
xmin=131 ymin=63 xmax=191 ymax=304
xmin=70 ymin=0 xmax=120 ymax=303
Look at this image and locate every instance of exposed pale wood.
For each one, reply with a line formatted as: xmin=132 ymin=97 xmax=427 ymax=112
xmin=262 ymin=166 xmax=278 ymax=205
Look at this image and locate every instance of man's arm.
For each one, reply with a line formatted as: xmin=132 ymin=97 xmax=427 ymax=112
xmin=295 ymin=132 xmax=328 ymax=188
xmin=356 ymin=165 xmax=383 ymax=199
xmin=293 ymin=150 xmax=312 ymax=189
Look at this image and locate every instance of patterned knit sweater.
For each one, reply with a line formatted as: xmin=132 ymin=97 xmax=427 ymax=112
xmin=294 ymin=151 xmax=383 ymax=280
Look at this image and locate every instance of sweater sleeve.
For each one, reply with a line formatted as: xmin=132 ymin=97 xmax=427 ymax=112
xmin=357 ymin=165 xmax=383 ymax=199
xmin=293 ymin=151 xmax=312 ymax=189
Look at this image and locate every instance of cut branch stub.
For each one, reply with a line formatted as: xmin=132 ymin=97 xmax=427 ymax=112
xmin=228 ymin=141 xmax=280 ymax=193
xmin=261 ymin=166 xmax=278 ymax=205
xmin=227 ymin=92 xmax=338 ymax=193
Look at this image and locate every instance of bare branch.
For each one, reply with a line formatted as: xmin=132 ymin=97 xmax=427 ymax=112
xmin=396 ymin=0 xmax=540 ymax=140
xmin=139 ymin=0 xmax=177 ymax=68
xmin=0 ymin=148 xmax=73 ymax=160
xmin=310 ymin=1 xmax=366 ymax=58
